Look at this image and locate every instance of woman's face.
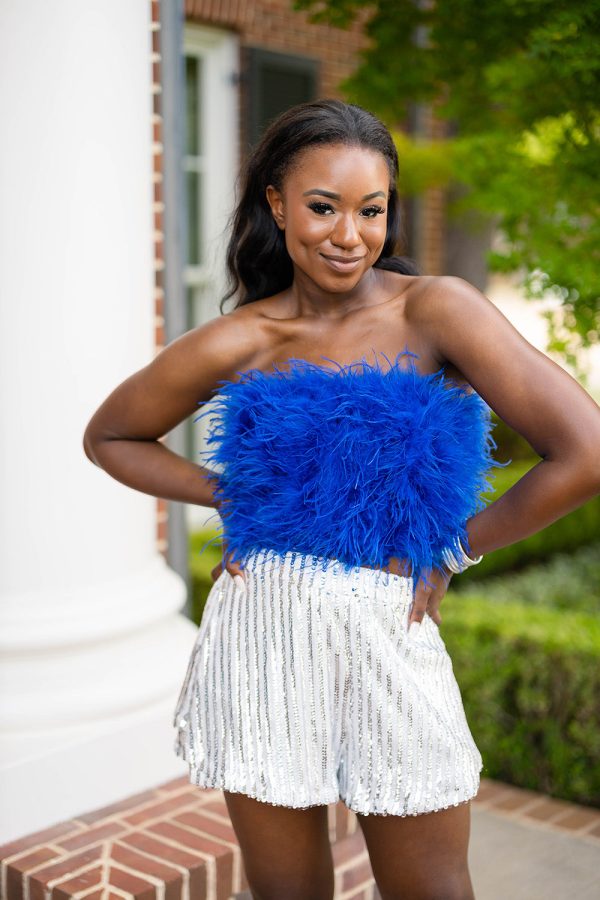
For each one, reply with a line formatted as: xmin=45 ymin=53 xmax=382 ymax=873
xmin=266 ymin=143 xmax=391 ymax=292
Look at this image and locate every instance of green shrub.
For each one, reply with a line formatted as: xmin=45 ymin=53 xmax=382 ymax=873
xmin=452 ymin=542 xmax=600 ymax=613
xmin=461 ymin=459 xmax=600 ymax=582
xmin=442 ymin=595 xmax=600 ymax=807
xmin=189 ymin=529 xmax=223 ymax=624
xmin=489 ymin=411 xmax=538 ymax=463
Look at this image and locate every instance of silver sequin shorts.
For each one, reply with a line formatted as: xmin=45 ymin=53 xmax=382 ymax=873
xmin=172 ymin=548 xmax=483 ymax=817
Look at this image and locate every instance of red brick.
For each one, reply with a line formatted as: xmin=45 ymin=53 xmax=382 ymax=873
xmin=551 ymin=808 xmax=600 ymax=831
xmin=111 ymin=843 xmax=184 ymax=900
xmin=75 ymin=789 xmax=161 ymax=825
xmin=0 ymin=822 xmax=83 ymax=859
xmin=332 ymin=830 xmax=367 ymax=868
xmin=522 ymin=797 xmax=576 ymax=823
xmin=174 ymin=811 xmax=238 ymax=845
xmin=472 ymin=779 xmax=503 ymax=803
xmin=50 ymin=864 xmax=103 ymax=899
xmin=28 ymin=846 xmax=104 ymax=900
xmin=342 ymin=855 xmax=373 ymax=890
xmin=335 ymin=802 xmax=350 ymax=841
xmin=147 ymin=822 xmax=234 ymax=899
xmin=56 ymin=820 xmax=128 ymax=852
xmin=201 ymin=795 xmax=230 ymax=818
xmin=5 ymin=847 xmax=60 ymax=900
xmin=491 ymin=787 xmax=543 ymax=813
xmin=68 ymin=893 xmax=104 ymax=900
xmin=119 ymin=832 xmax=208 ymax=897
xmin=148 ymin=821 xmax=233 ymax=861
xmin=6 ymin=845 xmax=60 ymax=871
xmin=123 ymin=793 xmax=200 ymax=826
xmin=107 ymin=864 xmax=157 ymax=899
xmin=473 ymin=783 xmax=515 ymax=806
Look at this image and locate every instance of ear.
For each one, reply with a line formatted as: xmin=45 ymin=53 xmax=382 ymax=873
xmin=265 ymin=184 xmax=285 ymax=230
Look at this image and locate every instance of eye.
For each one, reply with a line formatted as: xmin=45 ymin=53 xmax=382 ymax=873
xmin=307 ymin=201 xmax=386 ymax=219
xmin=307 ymin=201 xmax=334 ymax=215
xmin=361 ymin=205 xmax=386 ymax=219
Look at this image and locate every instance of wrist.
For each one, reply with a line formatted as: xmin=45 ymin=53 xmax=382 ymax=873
xmin=441 ymin=535 xmax=483 ymax=574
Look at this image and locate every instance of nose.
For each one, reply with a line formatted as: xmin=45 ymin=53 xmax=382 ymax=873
xmin=330 ymin=212 xmax=362 ymax=250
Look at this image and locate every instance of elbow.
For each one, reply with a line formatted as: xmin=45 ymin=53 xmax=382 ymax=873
xmin=82 ymin=422 xmax=103 ymax=466
xmin=571 ymin=443 xmax=600 ymax=493
xmin=586 ymin=458 xmax=600 ymax=493
xmin=82 ymin=429 xmax=96 ymax=465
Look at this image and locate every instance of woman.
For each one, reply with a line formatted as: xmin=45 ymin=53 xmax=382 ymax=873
xmin=83 ymin=99 xmax=600 ymax=900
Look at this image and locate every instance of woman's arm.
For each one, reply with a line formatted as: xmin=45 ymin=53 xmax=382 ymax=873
xmin=82 ymin=312 xmax=256 ymax=507
xmin=414 ymin=276 xmax=600 ymax=559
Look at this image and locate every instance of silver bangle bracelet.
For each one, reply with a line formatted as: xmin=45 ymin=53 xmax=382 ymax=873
xmin=440 ymin=537 xmax=483 ymax=574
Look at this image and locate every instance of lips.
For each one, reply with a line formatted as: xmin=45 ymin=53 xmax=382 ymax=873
xmin=321 ymin=253 xmax=366 ymax=272
xmin=322 ymin=254 xmax=365 ymax=263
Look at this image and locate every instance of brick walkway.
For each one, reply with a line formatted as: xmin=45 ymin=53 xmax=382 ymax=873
xmin=1 ymin=778 xmax=599 ymax=899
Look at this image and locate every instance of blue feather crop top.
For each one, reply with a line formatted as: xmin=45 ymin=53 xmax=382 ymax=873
xmin=195 ymin=350 xmax=507 ymax=584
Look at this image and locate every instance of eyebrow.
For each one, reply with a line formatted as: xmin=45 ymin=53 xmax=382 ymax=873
xmin=302 ymin=189 xmax=386 ymax=201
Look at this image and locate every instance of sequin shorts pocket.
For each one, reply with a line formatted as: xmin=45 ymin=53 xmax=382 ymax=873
xmin=172 ymin=548 xmax=483 ymax=817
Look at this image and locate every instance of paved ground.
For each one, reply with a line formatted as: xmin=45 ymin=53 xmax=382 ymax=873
xmin=233 ymin=779 xmax=600 ymax=899
xmin=470 ymin=805 xmax=600 ymax=900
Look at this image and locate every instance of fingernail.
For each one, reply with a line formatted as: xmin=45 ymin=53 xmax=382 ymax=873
xmin=408 ymin=621 xmax=421 ymax=638
xmin=233 ymin=575 xmax=246 ymax=592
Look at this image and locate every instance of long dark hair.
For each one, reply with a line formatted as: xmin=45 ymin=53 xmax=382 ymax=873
xmin=220 ymin=99 xmax=419 ymax=312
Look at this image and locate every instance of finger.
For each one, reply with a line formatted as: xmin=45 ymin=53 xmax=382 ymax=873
xmin=210 ymin=560 xmax=224 ymax=582
xmin=408 ymin=588 xmax=432 ymax=635
xmin=427 ymin=602 xmax=443 ymax=627
xmin=225 ymin=565 xmax=246 ymax=589
xmin=426 ymin=568 xmax=452 ymax=626
xmin=223 ymin=550 xmax=246 ymax=591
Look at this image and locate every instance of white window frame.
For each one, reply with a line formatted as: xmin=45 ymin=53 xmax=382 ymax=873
xmin=183 ymin=24 xmax=239 ymax=327
xmin=183 ymin=25 xmax=239 ymax=532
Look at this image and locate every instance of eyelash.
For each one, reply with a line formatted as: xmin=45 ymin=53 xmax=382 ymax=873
xmin=307 ymin=201 xmax=386 ymax=219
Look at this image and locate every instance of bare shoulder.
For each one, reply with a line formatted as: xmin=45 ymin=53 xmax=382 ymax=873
xmin=83 ymin=303 xmax=270 ymax=444
xmin=160 ymin=301 xmax=270 ymax=382
xmin=404 ymin=275 xmax=600 ymax=461
xmin=404 ymin=275 xmax=484 ymax=328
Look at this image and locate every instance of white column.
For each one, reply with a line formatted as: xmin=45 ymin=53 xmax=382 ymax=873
xmin=0 ymin=0 xmax=197 ymax=842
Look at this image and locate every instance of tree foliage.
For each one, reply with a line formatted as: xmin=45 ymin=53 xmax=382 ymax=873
xmin=294 ymin=0 xmax=600 ymax=370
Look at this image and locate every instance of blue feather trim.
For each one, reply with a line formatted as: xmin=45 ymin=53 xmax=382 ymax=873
xmin=195 ymin=350 xmax=509 ymax=585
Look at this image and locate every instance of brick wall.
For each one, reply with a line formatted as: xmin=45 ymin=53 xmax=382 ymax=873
xmin=185 ymin=0 xmax=372 ymax=156
xmin=418 ymin=105 xmax=448 ymax=276
xmin=150 ymin=0 xmax=169 ymax=557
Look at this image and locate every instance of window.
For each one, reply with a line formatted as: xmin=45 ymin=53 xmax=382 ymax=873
xmin=184 ymin=54 xmax=204 ymax=270
xmin=246 ymin=48 xmax=319 ymax=147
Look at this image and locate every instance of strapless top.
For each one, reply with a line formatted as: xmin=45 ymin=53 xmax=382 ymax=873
xmin=195 ymin=350 xmax=508 ymax=584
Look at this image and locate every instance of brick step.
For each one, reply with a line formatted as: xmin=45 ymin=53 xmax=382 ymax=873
xmin=0 ymin=776 xmax=375 ymax=899
xmin=2 ymin=777 xmax=598 ymax=899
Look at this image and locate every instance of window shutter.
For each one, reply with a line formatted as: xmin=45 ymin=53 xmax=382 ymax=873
xmin=246 ymin=48 xmax=319 ymax=146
